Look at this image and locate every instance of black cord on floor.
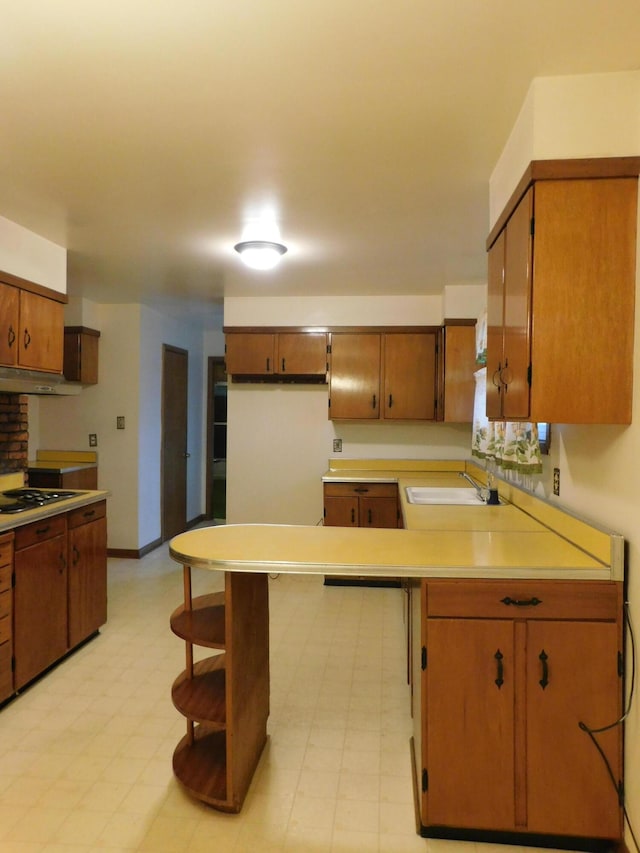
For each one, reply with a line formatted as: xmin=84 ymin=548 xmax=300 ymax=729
xmin=579 ymin=602 xmax=639 ymax=853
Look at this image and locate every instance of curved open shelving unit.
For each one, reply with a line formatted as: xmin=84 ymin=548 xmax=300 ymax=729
xmin=170 ymin=568 xmax=270 ymax=813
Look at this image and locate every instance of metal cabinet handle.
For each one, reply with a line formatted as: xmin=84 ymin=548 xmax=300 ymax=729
xmin=372 ymin=394 xmax=377 ymax=409
xmin=494 ymin=649 xmax=504 ymax=688
xmin=281 ymin=358 xmax=286 ymax=372
xmin=539 ymin=650 xmax=549 ymax=689
xmin=350 ymin=508 xmax=355 ymax=524
xmin=72 ymin=545 xmax=80 ymax=566
xmin=266 ymin=357 xmax=270 ymax=372
xmin=388 ymin=394 xmax=393 ymax=408
xmin=500 ymin=596 xmax=542 ymax=607
xmin=7 ymin=325 xmax=15 ymax=348
xmin=23 ymin=328 xmax=31 ymax=350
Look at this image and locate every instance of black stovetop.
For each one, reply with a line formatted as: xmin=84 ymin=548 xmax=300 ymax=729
xmin=0 ymin=488 xmax=84 ymax=514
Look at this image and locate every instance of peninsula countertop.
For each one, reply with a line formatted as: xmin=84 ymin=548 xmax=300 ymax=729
xmin=170 ymin=459 xmax=623 ymax=582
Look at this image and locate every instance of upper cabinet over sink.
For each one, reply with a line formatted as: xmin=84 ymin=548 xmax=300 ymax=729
xmin=486 ymin=157 xmax=639 ymax=425
xmin=328 ymin=329 xmax=438 ymax=421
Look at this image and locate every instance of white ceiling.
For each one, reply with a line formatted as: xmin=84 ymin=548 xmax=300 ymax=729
xmin=2 ymin=1 xmax=640 ymax=315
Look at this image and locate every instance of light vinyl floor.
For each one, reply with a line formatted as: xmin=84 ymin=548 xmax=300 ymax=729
xmin=0 ymin=535 xmax=583 ymax=852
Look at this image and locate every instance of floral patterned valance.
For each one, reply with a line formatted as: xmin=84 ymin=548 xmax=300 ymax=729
xmin=471 ymin=368 xmax=542 ymax=474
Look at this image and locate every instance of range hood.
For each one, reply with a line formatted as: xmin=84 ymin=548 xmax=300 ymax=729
xmin=0 ymin=367 xmax=82 ymax=396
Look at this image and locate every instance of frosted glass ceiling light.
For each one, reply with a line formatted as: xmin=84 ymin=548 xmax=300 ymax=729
xmin=234 ymin=240 xmax=287 ymax=271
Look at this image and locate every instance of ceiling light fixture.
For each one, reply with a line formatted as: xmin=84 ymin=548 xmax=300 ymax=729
xmin=234 ymin=240 xmax=287 ymax=271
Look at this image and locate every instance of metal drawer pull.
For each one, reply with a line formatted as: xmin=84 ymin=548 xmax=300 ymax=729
xmin=494 ymin=649 xmax=504 ymax=688
xmin=539 ymin=649 xmax=549 ymax=689
xmin=83 ymin=510 xmax=96 ymax=518
xmin=36 ymin=526 xmax=50 ymax=535
xmin=354 ymin=487 xmax=369 ymax=493
xmin=500 ymin=596 xmax=542 ymax=607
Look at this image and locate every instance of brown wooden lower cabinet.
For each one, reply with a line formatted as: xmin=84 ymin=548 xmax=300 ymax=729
xmin=68 ymin=501 xmax=107 ymax=648
xmin=13 ymin=515 xmax=68 ymax=690
xmin=0 ymin=533 xmax=13 ymax=704
xmin=170 ymin=569 xmax=269 ymax=812
xmin=323 ymin=482 xmax=401 ymax=586
xmin=7 ymin=501 xmax=108 ymax=697
xmin=412 ymin=578 xmax=624 ymax=843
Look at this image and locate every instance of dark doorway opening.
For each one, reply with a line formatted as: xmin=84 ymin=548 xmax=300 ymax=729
xmin=206 ymin=357 xmax=227 ymax=521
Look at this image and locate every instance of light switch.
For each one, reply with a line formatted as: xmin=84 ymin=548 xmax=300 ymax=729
xmin=117 ymin=416 xmax=125 ymax=430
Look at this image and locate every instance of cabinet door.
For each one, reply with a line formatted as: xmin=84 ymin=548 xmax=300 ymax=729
xmin=359 ymin=496 xmax=398 ymax=528
xmin=526 ymin=620 xmax=622 ymax=839
xmin=276 ymin=332 xmax=327 ymax=375
xmin=424 ymin=618 xmax=516 ymax=831
xmin=530 ymin=178 xmax=637 ymax=424
xmin=486 ymin=230 xmax=505 ymax=419
xmin=383 ymin=333 xmax=437 ymax=420
xmin=14 ymin=534 xmax=68 ymax=689
xmin=323 ymin=495 xmax=358 ymax=527
xmin=443 ymin=324 xmax=476 ymax=423
xmin=0 ymin=283 xmax=19 ymax=367
xmin=68 ymin=515 xmax=108 ymax=648
xmin=501 ymin=187 xmax=532 ymax=419
xmin=19 ymin=291 xmax=64 ymax=372
xmin=225 ymin=333 xmax=276 ymax=375
xmin=329 ymin=333 xmax=380 ymax=419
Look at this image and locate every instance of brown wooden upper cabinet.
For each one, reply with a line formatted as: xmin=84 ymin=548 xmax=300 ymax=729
xmin=328 ymin=330 xmax=438 ymax=421
xmin=63 ymin=326 xmax=100 ymax=384
xmin=486 ymin=158 xmax=639 ymax=424
xmin=224 ymin=330 xmax=327 ymax=378
xmin=0 ymin=282 xmax=64 ymax=374
xmin=441 ymin=321 xmax=477 ymax=423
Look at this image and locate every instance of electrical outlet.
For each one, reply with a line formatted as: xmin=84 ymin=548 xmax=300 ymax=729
xmin=88 ymin=433 xmax=97 ymax=447
xmin=333 ymin=438 xmax=342 ymax=452
xmin=116 ymin=416 xmax=125 ymax=430
xmin=553 ymin=467 xmax=560 ymax=496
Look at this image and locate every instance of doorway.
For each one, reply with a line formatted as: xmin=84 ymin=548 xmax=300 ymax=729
xmin=161 ymin=345 xmax=189 ymax=541
xmin=206 ymin=357 xmax=227 ymax=521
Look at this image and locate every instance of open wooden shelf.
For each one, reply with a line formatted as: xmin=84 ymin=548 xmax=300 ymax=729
xmin=173 ymin=726 xmax=228 ymax=808
xmin=170 ymin=591 xmax=225 ymax=647
xmin=171 ymin=654 xmax=226 ymax=726
xmin=170 ymin=569 xmax=270 ymax=813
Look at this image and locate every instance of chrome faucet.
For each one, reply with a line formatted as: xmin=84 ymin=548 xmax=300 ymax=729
xmin=458 ymin=471 xmax=486 ymax=501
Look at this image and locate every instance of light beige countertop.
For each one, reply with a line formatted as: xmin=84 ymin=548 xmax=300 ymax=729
xmin=169 ymin=522 xmax=610 ymax=580
xmin=170 ymin=459 xmax=622 ymax=581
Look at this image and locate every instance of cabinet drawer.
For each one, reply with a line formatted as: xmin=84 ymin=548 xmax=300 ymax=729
xmin=0 ymin=534 xmax=13 ymax=567
xmin=0 ymin=589 xmax=10 ymax=622
xmin=0 ymin=614 xmax=10 ymax=644
xmin=324 ymin=482 xmax=398 ymax=499
xmin=14 ymin=514 xmax=67 ymax=550
xmin=426 ymin=579 xmax=621 ymax=621
xmin=0 ymin=564 xmax=11 ymax=593
xmin=67 ymin=500 xmax=106 ymax=530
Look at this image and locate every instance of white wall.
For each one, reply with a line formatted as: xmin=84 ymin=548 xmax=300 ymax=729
xmin=490 ymin=70 xmax=640 ymax=846
xmin=223 ymin=293 xmax=483 ymax=524
xmin=0 ymin=215 xmax=66 ymax=293
xmin=37 ymin=300 xmax=208 ymax=551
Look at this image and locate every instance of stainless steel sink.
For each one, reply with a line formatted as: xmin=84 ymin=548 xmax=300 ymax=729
xmin=405 ymin=486 xmax=486 ymax=505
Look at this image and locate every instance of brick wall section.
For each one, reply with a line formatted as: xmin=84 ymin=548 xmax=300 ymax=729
xmin=0 ymin=394 xmax=28 ymax=473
